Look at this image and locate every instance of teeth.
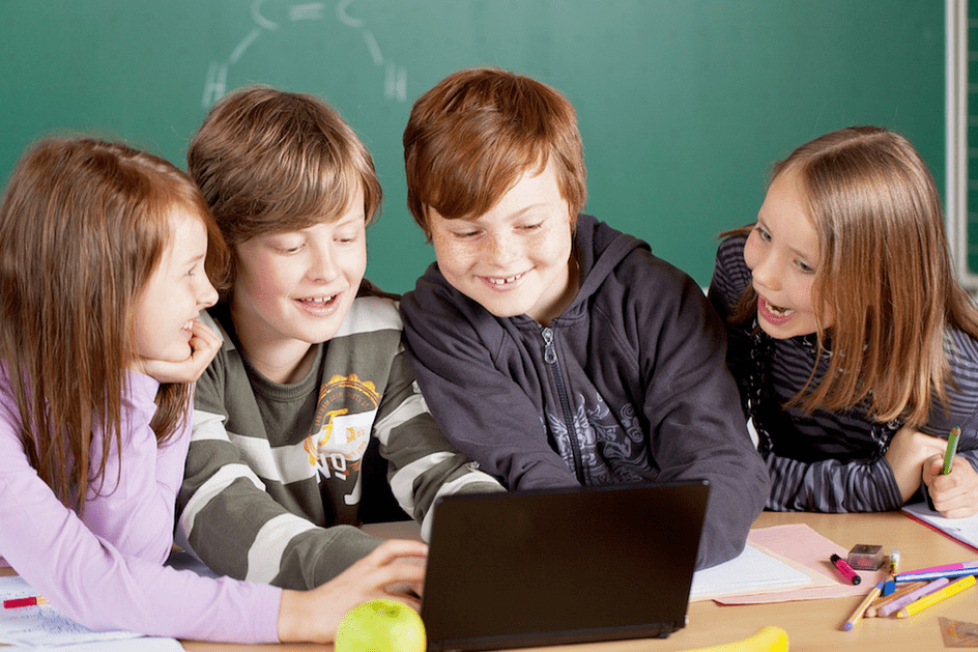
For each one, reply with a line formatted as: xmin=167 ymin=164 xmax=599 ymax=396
xmin=301 ymin=296 xmax=335 ymax=303
xmin=487 ymin=272 xmax=525 ymax=286
xmin=767 ymin=302 xmax=794 ymax=317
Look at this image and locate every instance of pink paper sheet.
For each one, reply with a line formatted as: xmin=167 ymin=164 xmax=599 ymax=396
xmin=716 ymin=524 xmax=889 ymax=604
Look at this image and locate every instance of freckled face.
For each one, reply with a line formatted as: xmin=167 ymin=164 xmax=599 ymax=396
xmin=428 ymin=162 xmax=577 ymax=326
xmin=744 ymin=169 xmax=832 ymax=338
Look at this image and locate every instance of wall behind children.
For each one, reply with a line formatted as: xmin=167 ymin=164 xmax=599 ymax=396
xmin=0 ymin=1 xmax=944 ymax=294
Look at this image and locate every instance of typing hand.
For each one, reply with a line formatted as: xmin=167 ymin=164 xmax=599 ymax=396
xmin=135 ymin=319 xmax=221 ymax=385
xmin=885 ymin=426 xmax=947 ymax=503
xmin=277 ymin=538 xmax=428 ymax=643
xmin=923 ymin=455 xmax=978 ymax=518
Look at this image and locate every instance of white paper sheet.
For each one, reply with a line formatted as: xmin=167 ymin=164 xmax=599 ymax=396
xmin=0 ymin=575 xmax=182 ymax=650
xmin=689 ymin=542 xmax=813 ymax=600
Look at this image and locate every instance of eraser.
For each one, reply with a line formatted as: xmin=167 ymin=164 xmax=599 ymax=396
xmin=848 ymin=544 xmax=885 ymax=571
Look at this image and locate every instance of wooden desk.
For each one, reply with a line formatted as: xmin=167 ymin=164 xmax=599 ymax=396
xmin=5 ymin=511 xmax=976 ymax=651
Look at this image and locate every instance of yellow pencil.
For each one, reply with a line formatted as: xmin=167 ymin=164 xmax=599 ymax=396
xmin=896 ymin=574 xmax=976 ymax=618
xmin=843 ymin=581 xmax=883 ymax=630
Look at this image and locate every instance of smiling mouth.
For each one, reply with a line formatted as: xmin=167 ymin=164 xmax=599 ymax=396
xmin=484 ymin=271 xmax=527 ymax=286
xmin=765 ymin=301 xmax=794 ymax=317
xmin=758 ymin=296 xmax=797 ymax=324
xmin=295 ymin=294 xmax=341 ymax=313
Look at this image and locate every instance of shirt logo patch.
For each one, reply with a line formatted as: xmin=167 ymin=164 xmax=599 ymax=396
xmin=305 ymin=374 xmax=381 ymax=481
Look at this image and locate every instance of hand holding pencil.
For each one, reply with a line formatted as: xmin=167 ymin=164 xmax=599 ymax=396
xmin=923 ymin=426 xmax=978 ymax=519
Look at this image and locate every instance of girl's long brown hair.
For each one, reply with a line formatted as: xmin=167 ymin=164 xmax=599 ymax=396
xmin=0 ymin=137 xmax=227 ymax=510
xmin=732 ymin=126 xmax=978 ymax=425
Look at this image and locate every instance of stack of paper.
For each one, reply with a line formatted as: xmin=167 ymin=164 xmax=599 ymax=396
xmin=0 ymin=576 xmax=183 ymax=651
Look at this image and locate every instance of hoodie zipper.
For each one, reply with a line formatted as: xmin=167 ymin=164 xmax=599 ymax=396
xmin=542 ymin=326 xmax=586 ymax=484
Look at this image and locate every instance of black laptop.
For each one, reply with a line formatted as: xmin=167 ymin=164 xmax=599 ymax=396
xmin=421 ymin=481 xmax=710 ymax=652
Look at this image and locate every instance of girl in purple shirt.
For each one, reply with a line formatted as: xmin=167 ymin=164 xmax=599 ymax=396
xmin=0 ymin=137 xmax=425 ymax=643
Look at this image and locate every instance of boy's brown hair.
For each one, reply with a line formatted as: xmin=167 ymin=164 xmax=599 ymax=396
xmin=403 ymin=67 xmax=587 ymax=240
xmin=188 ymin=87 xmax=381 ymax=295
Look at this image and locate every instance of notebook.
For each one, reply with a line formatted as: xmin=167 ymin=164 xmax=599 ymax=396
xmin=421 ymin=480 xmax=710 ymax=652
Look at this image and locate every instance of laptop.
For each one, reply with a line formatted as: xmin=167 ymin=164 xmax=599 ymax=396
xmin=421 ymin=481 xmax=710 ymax=652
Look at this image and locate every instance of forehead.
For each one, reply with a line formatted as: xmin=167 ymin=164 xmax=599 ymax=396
xmin=163 ymin=208 xmax=207 ymax=256
xmin=761 ymin=171 xmax=819 ymax=254
xmin=466 ymin=162 xmax=567 ymax=223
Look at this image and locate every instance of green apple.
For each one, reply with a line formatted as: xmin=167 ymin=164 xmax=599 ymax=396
xmin=335 ymin=599 xmax=426 ymax=652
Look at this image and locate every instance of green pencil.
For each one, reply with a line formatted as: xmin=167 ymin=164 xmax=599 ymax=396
xmin=943 ymin=426 xmax=961 ymax=475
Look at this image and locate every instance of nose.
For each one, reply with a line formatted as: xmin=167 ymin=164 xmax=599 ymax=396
xmin=308 ymin=243 xmax=339 ymax=283
xmin=484 ymin=230 xmax=519 ymax=267
xmin=750 ymin=250 xmax=781 ymax=292
xmin=198 ymin=274 xmax=219 ymax=309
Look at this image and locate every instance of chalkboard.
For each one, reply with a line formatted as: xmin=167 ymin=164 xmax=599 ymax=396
xmin=0 ymin=1 xmax=945 ymax=293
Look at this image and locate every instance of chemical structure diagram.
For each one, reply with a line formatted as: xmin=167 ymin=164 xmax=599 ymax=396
xmin=201 ymin=0 xmax=407 ymax=108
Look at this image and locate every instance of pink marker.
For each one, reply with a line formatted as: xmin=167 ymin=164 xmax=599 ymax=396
xmin=831 ymin=553 xmax=861 ymax=585
xmin=898 ymin=560 xmax=978 ymax=576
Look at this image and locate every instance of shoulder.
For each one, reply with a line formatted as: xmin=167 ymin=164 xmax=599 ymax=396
xmin=400 ymin=266 xmax=508 ymax=359
xmin=946 ymin=327 xmax=978 ymax=383
xmin=710 ymin=234 xmax=751 ymax=307
xmin=335 ymin=291 xmax=403 ymax=338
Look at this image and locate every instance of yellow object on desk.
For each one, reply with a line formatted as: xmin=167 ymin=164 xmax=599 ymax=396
xmin=896 ymin=574 xmax=976 ymax=618
xmin=676 ymin=626 xmax=788 ymax=652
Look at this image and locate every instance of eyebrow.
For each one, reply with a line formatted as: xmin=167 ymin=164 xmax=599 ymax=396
xmin=465 ymin=203 xmax=551 ymax=226
xmin=175 ymin=250 xmax=207 ymax=267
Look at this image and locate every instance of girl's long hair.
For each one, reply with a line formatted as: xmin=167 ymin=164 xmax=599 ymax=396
xmin=730 ymin=126 xmax=978 ymax=424
xmin=0 ymin=137 xmax=227 ymax=510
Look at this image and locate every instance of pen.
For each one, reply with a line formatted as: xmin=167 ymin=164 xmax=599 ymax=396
xmin=896 ymin=574 xmax=976 ymax=618
xmin=882 ymin=549 xmax=900 ymax=595
xmin=3 ymin=596 xmax=48 ymax=609
xmin=876 ymin=578 xmax=949 ymax=617
xmin=943 ymin=426 xmax=961 ymax=475
xmin=898 ymin=560 xmax=978 ymax=576
xmin=895 ymin=566 xmax=978 ymax=583
xmin=831 ymin=553 xmax=861 ymax=585
xmin=843 ymin=581 xmax=882 ymax=630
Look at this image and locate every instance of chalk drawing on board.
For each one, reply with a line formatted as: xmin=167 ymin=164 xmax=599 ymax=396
xmin=202 ymin=0 xmax=407 ymax=108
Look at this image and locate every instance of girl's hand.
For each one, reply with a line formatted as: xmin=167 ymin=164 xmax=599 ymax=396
xmin=923 ymin=455 xmax=978 ymax=518
xmin=276 ymin=539 xmax=428 ymax=643
xmin=885 ymin=426 xmax=947 ymax=502
xmin=136 ymin=319 xmax=221 ymax=384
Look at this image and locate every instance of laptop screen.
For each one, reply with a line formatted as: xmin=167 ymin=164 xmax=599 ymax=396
xmin=421 ymin=481 xmax=710 ymax=651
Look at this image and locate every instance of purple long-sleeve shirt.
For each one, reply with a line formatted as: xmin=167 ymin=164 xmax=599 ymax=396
xmin=0 ymin=370 xmax=281 ymax=643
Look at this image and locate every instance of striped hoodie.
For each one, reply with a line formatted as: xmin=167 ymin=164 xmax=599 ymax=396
xmin=175 ymin=286 xmax=503 ymax=590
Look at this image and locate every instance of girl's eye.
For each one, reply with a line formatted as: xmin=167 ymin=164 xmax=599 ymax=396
xmin=519 ymin=223 xmax=543 ymax=232
xmin=754 ymin=225 xmax=772 ymax=242
xmin=796 ymin=260 xmax=815 ymax=274
xmin=453 ymin=230 xmax=480 ymax=239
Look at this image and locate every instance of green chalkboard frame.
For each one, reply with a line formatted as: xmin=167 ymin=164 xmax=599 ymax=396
xmin=0 ymin=1 xmax=946 ymax=293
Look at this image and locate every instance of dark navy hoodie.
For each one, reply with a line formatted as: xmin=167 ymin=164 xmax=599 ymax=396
xmin=400 ymin=214 xmax=770 ymax=568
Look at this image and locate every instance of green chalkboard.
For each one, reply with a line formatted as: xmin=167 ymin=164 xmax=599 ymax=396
xmin=0 ymin=1 xmax=945 ymax=293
